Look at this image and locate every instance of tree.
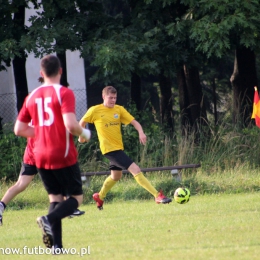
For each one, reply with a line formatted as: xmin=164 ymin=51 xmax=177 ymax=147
xmin=79 ymin=0 xmax=162 ymax=118
xmin=230 ymin=47 xmax=257 ymax=125
xmin=0 ymin=1 xmax=15 ymax=71
xmin=0 ymin=1 xmax=39 ymax=111
xmin=155 ymin=0 xmax=209 ymax=133
xmin=159 ymin=71 xmax=174 ymax=132
xmin=18 ymin=0 xmax=256 ymax=134
xmin=57 ymin=52 xmax=69 ymax=87
xmin=21 ymin=0 xmax=90 ymax=89
xmin=199 ymin=55 xmax=233 ymax=126
xmin=131 ymin=73 xmax=141 ymax=110
xmin=188 ymin=0 xmax=260 ymax=126
xmin=12 ymin=3 xmax=29 ymax=111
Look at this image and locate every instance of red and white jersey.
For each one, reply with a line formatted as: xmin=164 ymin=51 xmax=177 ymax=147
xmin=18 ymin=84 xmax=78 ymax=169
xmin=23 ymin=137 xmax=35 ymax=165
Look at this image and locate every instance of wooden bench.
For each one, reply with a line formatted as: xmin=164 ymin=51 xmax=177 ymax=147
xmin=81 ymin=164 xmax=201 ymax=187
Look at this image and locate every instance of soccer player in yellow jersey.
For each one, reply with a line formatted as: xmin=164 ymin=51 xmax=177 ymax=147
xmin=79 ymin=86 xmax=172 ymax=209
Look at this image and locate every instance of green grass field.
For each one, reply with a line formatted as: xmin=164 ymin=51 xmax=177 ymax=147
xmin=1 ymin=192 xmax=260 ymax=260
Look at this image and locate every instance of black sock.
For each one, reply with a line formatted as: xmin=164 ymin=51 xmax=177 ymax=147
xmin=49 ymin=202 xmax=62 ymax=248
xmin=0 ymin=201 xmax=6 ymax=209
xmin=47 ymin=197 xmax=78 ymax=224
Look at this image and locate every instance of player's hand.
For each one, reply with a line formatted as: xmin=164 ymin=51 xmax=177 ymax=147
xmin=139 ymin=132 xmax=147 ymax=145
xmin=78 ymin=136 xmax=86 ymax=143
xmin=79 ymin=128 xmax=91 ymax=142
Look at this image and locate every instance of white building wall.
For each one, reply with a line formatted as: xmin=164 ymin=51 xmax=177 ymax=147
xmin=66 ymin=50 xmax=87 ymax=120
xmin=0 ymin=65 xmax=15 ymax=94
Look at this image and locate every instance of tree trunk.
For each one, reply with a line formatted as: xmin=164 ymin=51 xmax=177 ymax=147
xmin=57 ymin=52 xmax=69 ymax=87
xmin=130 ymin=72 xmax=141 ymax=111
xmin=212 ymin=77 xmax=217 ymax=125
xmin=177 ymin=67 xmax=190 ymax=135
xmin=159 ymin=72 xmax=174 ymax=132
xmin=12 ymin=5 xmax=28 ymax=112
xmin=183 ymin=64 xmax=208 ymax=126
xmin=230 ymin=47 xmax=257 ymax=126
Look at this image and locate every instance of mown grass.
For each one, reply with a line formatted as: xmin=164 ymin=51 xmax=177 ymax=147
xmin=1 ymin=192 xmax=260 ymax=260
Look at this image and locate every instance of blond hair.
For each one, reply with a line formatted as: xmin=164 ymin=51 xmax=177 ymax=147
xmin=102 ymin=86 xmax=117 ymax=96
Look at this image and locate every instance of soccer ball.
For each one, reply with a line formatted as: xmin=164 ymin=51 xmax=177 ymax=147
xmin=174 ymin=187 xmax=190 ymax=204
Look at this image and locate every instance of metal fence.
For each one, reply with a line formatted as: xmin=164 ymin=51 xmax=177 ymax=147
xmin=0 ymin=89 xmax=88 ymax=129
xmin=0 ymin=93 xmax=17 ymax=127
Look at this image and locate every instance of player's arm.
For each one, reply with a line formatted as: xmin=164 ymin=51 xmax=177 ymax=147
xmin=63 ymin=113 xmax=91 ymax=141
xmin=130 ymin=119 xmax=147 ymax=145
xmin=78 ymin=117 xmax=88 ymax=143
xmin=14 ymin=120 xmax=35 ymax=137
xmin=14 ymin=96 xmax=34 ymax=137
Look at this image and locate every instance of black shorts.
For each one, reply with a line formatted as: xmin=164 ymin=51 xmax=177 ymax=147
xmin=20 ymin=162 xmax=38 ymax=176
xmin=104 ymin=150 xmax=133 ymax=171
xmin=37 ymin=162 xmax=83 ymax=197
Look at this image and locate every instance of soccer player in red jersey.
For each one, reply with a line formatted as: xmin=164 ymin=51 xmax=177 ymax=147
xmin=0 ymin=138 xmax=85 ymax=226
xmin=14 ymin=55 xmax=91 ymax=251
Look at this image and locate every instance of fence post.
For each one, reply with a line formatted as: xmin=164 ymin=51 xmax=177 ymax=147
xmin=171 ymin=169 xmax=182 ymax=182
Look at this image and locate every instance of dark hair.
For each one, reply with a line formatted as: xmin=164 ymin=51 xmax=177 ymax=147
xmin=102 ymin=86 xmax=117 ymax=96
xmin=40 ymin=55 xmax=61 ymax=77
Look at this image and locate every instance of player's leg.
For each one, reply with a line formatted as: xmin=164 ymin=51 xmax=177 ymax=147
xmin=93 ymin=169 xmax=121 ymax=210
xmin=47 ymin=196 xmax=62 ymax=252
xmin=93 ymin=151 xmax=127 ymax=210
xmin=99 ymin=169 xmax=122 ymax=200
xmin=126 ymin=158 xmax=172 ymax=204
xmin=103 ymin=152 xmax=157 ymax=197
xmin=36 ymin=170 xmax=60 ymax=248
xmin=47 ymin=196 xmax=83 ymax=251
xmin=45 ymin=194 xmax=83 ymax=252
xmin=36 ymin=163 xmax=83 ymax=249
xmin=64 ymin=195 xmax=85 ymax=218
xmin=129 ymin=163 xmax=172 ymax=204
xmin=47 ymin=194 xmax=83 ymax=222
xmin=1 ymin=175 xmax=34 ymax=205
xmin=0 ymin=163 xmax=37 ymax=225
xmin=128 ymin=162 xmax=159 ymax=196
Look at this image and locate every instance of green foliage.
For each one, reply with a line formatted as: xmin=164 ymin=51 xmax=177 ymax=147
xmin=79 ymin=0 xmax=191 ymax=82
xmin=0 ymin=132 xmax=26 ymax=180
xmin=82 ymin=32 xmax=160 ymax=84
xmin=121 ymin=102 xmax=164 ymax=162
xmin=0 ymin=39 xmax=20 ymax=60
xmin=21 ymin=0 xmax=88 ymax=56
xmin=188 ymin=0 xmax=260 ymax=57
xmin=88 ymin=37 xmax=140 ymax=82
xmin=0 ymin=0 xmax=30 ymax=69
xmin=2 ymin=115 xmax=260 ymax=183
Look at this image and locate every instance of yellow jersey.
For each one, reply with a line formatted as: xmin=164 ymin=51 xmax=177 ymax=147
xmin=81 ymin=104 xmax=134 ymax=154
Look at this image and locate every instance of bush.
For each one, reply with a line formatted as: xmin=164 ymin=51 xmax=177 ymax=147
xmin=2 ymin=110 xmax=260 ymax=181
xmin=0 ymin=132 xmax=26 ymax=180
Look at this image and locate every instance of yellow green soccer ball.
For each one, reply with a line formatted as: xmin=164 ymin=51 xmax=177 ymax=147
xmin=174 ymin=187 xmax=190 ymax=204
